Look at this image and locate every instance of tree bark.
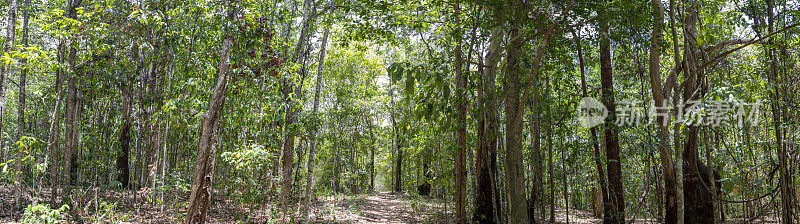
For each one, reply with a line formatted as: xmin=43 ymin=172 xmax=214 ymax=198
xmin=600 ymin=16 xmax=625 ymax=224
xmin=390 ymin=89 xmax=402 ymax=192
xmin=453 ymin=2 xmax=466 ymax=223
xmin=184 ymin=29 xmax=233 ymax=224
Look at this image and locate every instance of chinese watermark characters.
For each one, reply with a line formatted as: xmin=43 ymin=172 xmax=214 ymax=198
xmin=576 ymin=98 xmax=762 ymax=129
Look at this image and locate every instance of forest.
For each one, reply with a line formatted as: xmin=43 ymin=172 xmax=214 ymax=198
xmin=0 ymin=0 xmax=798 ymax=223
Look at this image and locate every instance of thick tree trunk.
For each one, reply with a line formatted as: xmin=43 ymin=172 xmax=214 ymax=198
xmin=502 ymin=14 xmax=529 ymax=224
xmin=453 ymin=2 xmax=466 ymax=223
xmin=14 ymin=0 xmax=30 ymax=209
xmin=474 ymin=27 xmax=502 ymax=224
xmin=303 ymin=26 xmax=329 ymax=222
xmin=600 ymin=18 xmax=625 ymax=224
xmin=184 ymin=32 xmax=233 ymax=224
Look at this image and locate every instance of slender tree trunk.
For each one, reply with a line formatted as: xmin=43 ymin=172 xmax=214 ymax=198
xmin=573 ymin=28 xmax=611 ymax=221
xmin=48 ymin=43 xmax=65 ymax=205
xmin=548 ymin=123 xmax=554 ymax=223
xmin=303 ymin=26 xmax=329 ymax=222
xmin=118 ymin=44 xmax=137 ymax=190
xmin=0 ymin=0 xmax=19 ymax=165
xmin=13 ymin=0 xmax=30 ymax=209
xmin=389 ymin=88 xmax=402 ymax=193
xmin=766 ymin=1 xmax=793 ymax=222
xmin=453 ymin=2 xmax=466 ymax=223
xmin=184 ymin=21 xmax=233 ymax=224
xmin=600 ymin=16 xmax=625 ymax=224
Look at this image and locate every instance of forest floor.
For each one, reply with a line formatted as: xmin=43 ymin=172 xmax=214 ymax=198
xmin=0 ymin=184 xmax=449 ymax=223
xmin=0 ymin=184 xmax=783 ymax=223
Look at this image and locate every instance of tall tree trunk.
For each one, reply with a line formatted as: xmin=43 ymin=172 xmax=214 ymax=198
xmin=389 ymin=88 xmax=402 ymax=192
xmin=668 ymin=0 xmax=685 ymax=222
xmin=13 ymin=0 xmax=29 ymax=209
xmin=0 ymin=0 xmax=19 ymax=164
xmin=547 ymin=121 xmax=554 ymax=223
xmin=648 ymin=1 xmax=679 ymax=223
xmin=62 ymin=73 xmax=77 ymax=204
xmin=502 ymin=11 xmax=530 ymax=224
xmin=600 ymin=16 xmax=625 ymax=224
xmin=453 ymin=2 xmax=467 ymax=223
xmin=184 ymin=19 xmax=233 ymax=224
xmin=574 ymin=28 xmax=611 ymax=221
xmin=303 ymin=26 xmax=329 ymax=222
xmin=48 ymin=43 xmax=65 ymax=205
xmin=766 ymin=1 xmax=793 ymax=222
xmin=281 ymin=0 xmax=316 ymax=204
xmin=474 ymin=27 xmax=502 ymax=224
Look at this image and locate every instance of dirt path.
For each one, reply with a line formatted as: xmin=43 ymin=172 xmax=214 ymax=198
xmin=311 ymin=192 xmax=448 ymax=224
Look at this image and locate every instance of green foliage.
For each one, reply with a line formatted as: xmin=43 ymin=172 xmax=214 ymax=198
xmin=21 ymin=203 xmax=69 ymax=224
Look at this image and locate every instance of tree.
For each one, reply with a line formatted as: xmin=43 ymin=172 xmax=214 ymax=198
xmin=303 ymin=26 xmax=329 ymax=221
xmin=13 ymin=0 xmax=30 ymax=210
xmin=599 ymin=11 xmax=625 ymax=223
xmin=452 ymin=1 xmax=467 ymax=223
xmin=0 ymin=0 xmax=19 ymax=163
xmin=647 ymin=1 xmax=679 ymax=222
xmin=474 ymin=27 xmax=502 ymax=224
xmin=501 ymin=3 xmax=529 ymax=223
xmin=184 ymin=2 xmax=235 ymax=223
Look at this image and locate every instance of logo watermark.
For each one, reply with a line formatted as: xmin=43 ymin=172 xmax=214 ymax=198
xmin=576 ymin=98 xmax=762 ymax=129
